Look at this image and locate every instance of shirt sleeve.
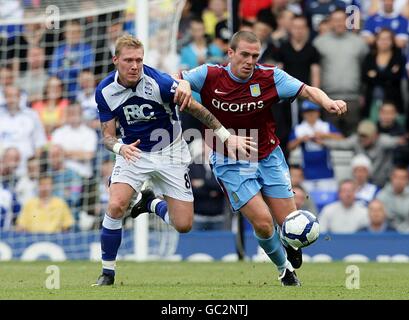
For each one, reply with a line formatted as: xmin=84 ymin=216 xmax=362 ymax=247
xmin=288 ymin=129 xmax=297 ymax=142
xmin=95 ymin=89 xmax=115 ymax=122
xmin=181 ymin=64 xmax=208 ymax=93
xmin=396 ymin=17 xmax=409 ymax=39
xmin=362 ymin=16 xmax=375 ymax=36
xmin=155 ymin=71 xmax=179 ymax=104
xmin=273 ymin=67 xmax=305 ymax=101
xmin=311 ymin=45 xmax=320 ymax=65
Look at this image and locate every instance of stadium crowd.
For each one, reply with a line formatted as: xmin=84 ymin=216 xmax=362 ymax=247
xmin=0 ymin=0 xmax=409 ymax=234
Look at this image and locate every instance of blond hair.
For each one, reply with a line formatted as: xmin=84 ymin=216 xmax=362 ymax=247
xmin=114 ymin=34 xmax=144 ymax=56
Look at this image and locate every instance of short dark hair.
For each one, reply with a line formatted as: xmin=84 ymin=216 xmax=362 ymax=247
xmin=293 ymin=15 xmax=308 ymax=25
xmin=330 ymin=8 xmax=347 ymax=17
xmin=229 ymin=31 xmax=260 ymax=50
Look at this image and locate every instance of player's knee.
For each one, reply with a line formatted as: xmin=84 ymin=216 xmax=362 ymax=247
xmin=108 ymin=198 xmax=128 ymax=219
xmin=252 ymin=220 xmax=273 ymax=238
xmin=174 ymin=221 xmax=192 ymax=233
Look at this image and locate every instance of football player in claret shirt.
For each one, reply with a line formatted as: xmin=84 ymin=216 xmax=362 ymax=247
xmin=180 ymin=31 xmax=347 ymax=286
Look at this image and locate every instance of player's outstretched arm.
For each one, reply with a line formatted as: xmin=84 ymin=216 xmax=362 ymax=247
xmin=101 ymin=119 xmax=141 ymax=162
xmin=299 ymin=85 xmax=347 ymax=115
xmin=183 ymin=99 xmax=257 ymax=158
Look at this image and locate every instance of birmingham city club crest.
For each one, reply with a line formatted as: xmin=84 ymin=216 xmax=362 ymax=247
xmin=250 ymin=84 xmax=261 ymax=97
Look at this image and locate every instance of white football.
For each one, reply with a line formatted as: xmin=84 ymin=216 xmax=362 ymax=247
xmin=281 ymin=210 xmax=320 ymax=249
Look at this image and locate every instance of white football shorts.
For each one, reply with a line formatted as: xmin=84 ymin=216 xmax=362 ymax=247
xmin=110 ymin=135 xmax=193 ymax=202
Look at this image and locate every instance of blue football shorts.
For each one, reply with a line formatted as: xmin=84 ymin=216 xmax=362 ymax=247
xmin=210 ymin=146 xmax=293 ymax=211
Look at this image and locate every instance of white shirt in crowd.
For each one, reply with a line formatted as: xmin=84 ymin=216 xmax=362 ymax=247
xmin=0 ymin=107 xmax=47 ymax=175
xmin=51 ymin=124 xmax=98 ymax=178
xmin=319 ymin=201 xmax=369 ymax=233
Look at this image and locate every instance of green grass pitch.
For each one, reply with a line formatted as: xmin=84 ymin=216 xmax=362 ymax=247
xmin=1 ymin=261 xmax=408 ymax=300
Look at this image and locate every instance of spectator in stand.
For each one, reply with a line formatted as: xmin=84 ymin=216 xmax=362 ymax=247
xmin=271 ymin=9 xmax=295 ymax=48
xmin=0 ymin=147 xmax=21 ymax=191
xmin=50 ymin=19 xmax=94 ymax=100
xmin=32 ymin=76 xmax=70 ymax=140
xmin=239 ymin=19 xmax=255 ymax=33
xmin=94 ymin=12 xmax=124 ymax=78
xmin=275 ymin=15 xmax=321 ymax=125
xmin=252 ymin=18 xmax=276 ymax=64
xmin=180 ymin=17 xmax=224 ymax=71
xmin=376 ymin=166 xmax=409 ymax=232
xmin=51 ymin=104 xmax=98 ymax=180
xmin=376 ymin=101 xmax=409 ymax=167
xmin=377 ymin=101 xmax=406 ymax=135
xmin=275 ymin=15 xmax=320 ymax=88
xmin=179 ymin=17 xmax=224 ymax=132
xmin=17 ymin=46 xmax=49 ymax=104
xmin=368 ymin=0 xmax=409 ymax=18
xmin=0 ymin=0 xmax=23 ymax=40
xmin=16 ymin=175 xmax=74 ymax=233
xmin=362 ymin=0 xmax=409 ymax=48
xmin=293 ymin=185 xmax=318 ymax=215
xmin=319 ymin=180 xmax=369 ymax=233
xmin=288 ymin=101 xmax=343 ymax=192
xmin=47 ymin=144 xmax=83 ymax=209
xmin=202 ymin=0 xmax=228 ymax=39
xmin=76 ymin=70 xmax=98 ymax=126
xmin=15 ymin=156 xmax=40 ymax=205
xmin=289 ymin=164 xmax=306 ymax=189
xmin=318 ymin=17 xmax=331 ymax=36
xmin=6 ymin=9 xmax=55 ymax=75
xmin=314 ymin=9 xmax=368 ymax=136
xmin=351 ymin=154 xmax=379 ymax=205
xmin=358 ymin=199 xmax=396 ymax=233
xmin=304 ymin=0 xmax=346 ymax=35
xmin=0 ymin=85 xmax=47 ymax=174
xmin=361 ymin=29 xmax=406 ymax=119
xmin=257 ymin=0 xmax=302 ymax=30
xmin=214 ymin=18 xmax=231 ymax=56
xmin=177 ymin=0 xmax=195 ymax=51
xmin=324 ymin=119 xmax=405 ymax=187
xmin=0 ymin=65 xmax=29 ymax=109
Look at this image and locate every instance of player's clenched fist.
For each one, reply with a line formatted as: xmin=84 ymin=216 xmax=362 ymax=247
xmin=324 ymin=99 xmax=347 ymax=115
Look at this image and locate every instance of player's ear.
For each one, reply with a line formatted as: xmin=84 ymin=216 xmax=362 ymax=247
xmin=227 ymin=48 xmax=234 ymax=59
xmin=112 ymin=55 xmax=118 ymax=66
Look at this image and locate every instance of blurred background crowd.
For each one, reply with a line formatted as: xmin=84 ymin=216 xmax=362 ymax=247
xmin=0 ymin=0 xmax=409 ymax=234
